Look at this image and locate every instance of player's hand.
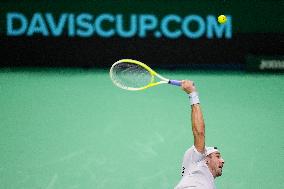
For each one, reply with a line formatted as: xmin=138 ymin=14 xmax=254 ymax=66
xmin=181 ymin=80 xmax=196 ymax=94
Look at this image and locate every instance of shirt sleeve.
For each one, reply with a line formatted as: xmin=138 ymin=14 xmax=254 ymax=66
xmin=180 ymin=145 xmax=205 ymax=176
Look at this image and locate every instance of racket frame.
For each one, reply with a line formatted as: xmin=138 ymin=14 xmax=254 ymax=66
xmin=110 ymin=59 xmax=170 ymax=91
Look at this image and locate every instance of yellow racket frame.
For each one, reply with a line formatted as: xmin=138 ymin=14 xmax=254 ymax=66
xmin=110 ymin=59 xmax=170 ymax=91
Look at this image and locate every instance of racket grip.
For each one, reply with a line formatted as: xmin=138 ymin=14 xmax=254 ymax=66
xmin=169 ymin=80 xmax=181 ymax=86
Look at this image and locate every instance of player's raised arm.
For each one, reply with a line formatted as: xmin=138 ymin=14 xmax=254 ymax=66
xmin=181 ymin=80 xmax=205 ymax=153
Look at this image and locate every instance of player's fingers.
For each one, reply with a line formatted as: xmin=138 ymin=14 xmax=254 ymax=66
xmin=181 ymin=80 xmax=195 ymax=93
xmin=181 ymin=80 xmax=194 ymax=87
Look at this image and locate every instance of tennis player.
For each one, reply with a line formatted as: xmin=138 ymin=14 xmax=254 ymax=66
xmin=174 ymin=80 xmax=225 ymax=189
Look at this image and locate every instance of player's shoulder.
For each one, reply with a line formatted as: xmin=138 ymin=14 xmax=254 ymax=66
xmin=183 ymin=145 xmax=205 ymax=159
xmin=184 ymin=145 xmax=201 ymax=154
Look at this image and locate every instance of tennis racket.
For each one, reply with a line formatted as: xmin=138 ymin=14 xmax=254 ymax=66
xmin=109 ymin=59 xmax=181 ymax=91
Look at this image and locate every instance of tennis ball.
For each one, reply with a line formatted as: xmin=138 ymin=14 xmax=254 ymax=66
xmin=218 ymin=15 xmax=227 ymax=24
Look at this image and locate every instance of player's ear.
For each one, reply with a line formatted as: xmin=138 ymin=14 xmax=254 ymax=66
xmin=205 ymin=157 xmax=208 ymax=164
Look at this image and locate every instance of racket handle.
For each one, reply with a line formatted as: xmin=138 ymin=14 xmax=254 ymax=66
xmin=169 ymin=80 xmax=181 ymax=86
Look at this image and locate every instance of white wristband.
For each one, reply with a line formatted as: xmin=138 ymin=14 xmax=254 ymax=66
xmin=188 ymin=91 xmax=200 ymax=105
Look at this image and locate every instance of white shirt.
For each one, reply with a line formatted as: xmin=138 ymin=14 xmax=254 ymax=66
xmin=174 ymin=146 xmax=216 ymax=189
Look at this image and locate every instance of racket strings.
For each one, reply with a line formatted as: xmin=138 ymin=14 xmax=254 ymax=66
xmin=110 ymin=63 xmax=152 ymax=89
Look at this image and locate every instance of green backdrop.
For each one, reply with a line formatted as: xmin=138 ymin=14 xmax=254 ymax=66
xmin=1 ymin=0 xmax=283 ymax=33
xmin=0 ymin=69 xmax=283 ymax=188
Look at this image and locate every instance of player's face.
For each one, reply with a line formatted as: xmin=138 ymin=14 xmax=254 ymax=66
xmin=207 ymin=152 xmax=225 ymax=178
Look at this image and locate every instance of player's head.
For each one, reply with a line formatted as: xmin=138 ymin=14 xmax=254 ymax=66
xmin=205 ymin=147 xmax=225 ymax=178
